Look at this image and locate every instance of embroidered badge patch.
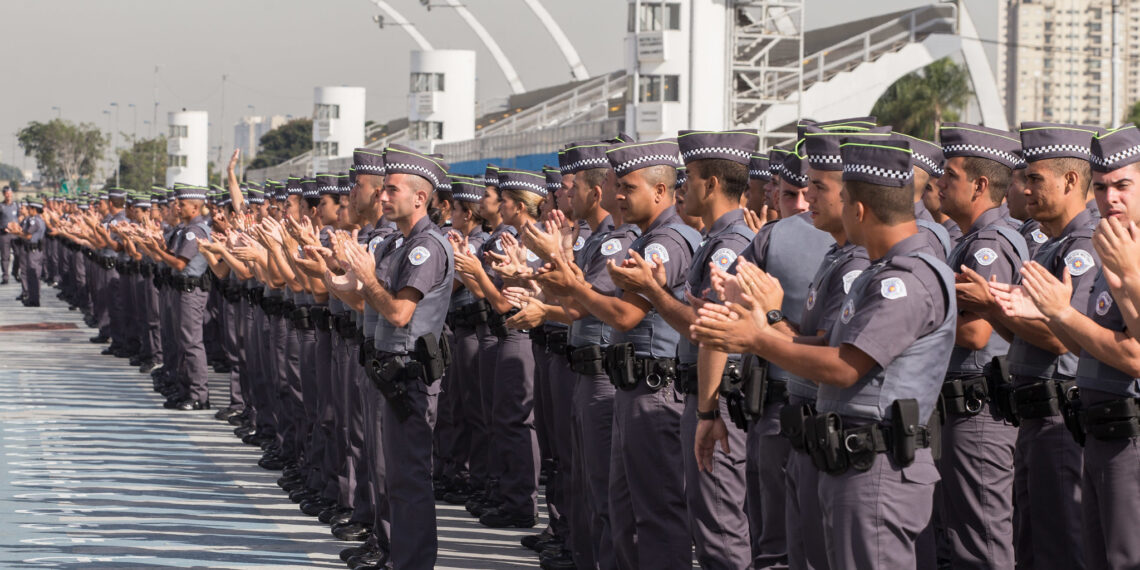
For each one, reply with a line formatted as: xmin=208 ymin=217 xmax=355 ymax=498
xmin=466 ymin=243 xmax=477 ymax=255
xmin=644 ymin=243 xmax=670 ymax=265
xmin=526 ymin=249 xmax=539 ymax=263
xmin=842 ymin=270 xmax=862 ymax=294
xmin=185 ymin=232 xmax=197 ymax=241
xmin=711 ymin=248 xmax=737 ymax=271
xmin=368 ymin=236 xmax=384 ymax=254
xmin=573 ymin=236 xmax=585 ymax=251
xmin=408 ymin=246 xmax=430 ymax=266
xmin=1031 ymin=229 xmax=1048 ymax=243
xmin=881 ymin=277 xmax=907 ymax=300
xmin=1096 ymin=290 xmax=1113 ymax=316
xmin=974 ymin=247 xmax=998 ymax=266
xmin=1064 ymin=249 xmax=1095 ymax=276
xmin=840 ymin=298 xmax=856 ymax=324
xmin=601 ymin=238 xmax=622 ymax=256
xmin=806 ymin=288 xmax=817 ymax=310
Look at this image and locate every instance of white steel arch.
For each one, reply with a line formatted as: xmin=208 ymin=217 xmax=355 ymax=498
xmin=521 ymin=0 xmax=590 ymax=80
xmin=443 ymin=0 xmax=526 ymax=94
xmin=369 ymin=0 xmax=434 ymax=51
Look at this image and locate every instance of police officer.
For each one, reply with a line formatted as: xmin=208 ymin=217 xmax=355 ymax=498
xmin=933 ymin=123 xmax=1029 ymax=569
xmin=10 ymin=198 xmax=46 ymax=306
xmin=969 ymin=122 xmax=1102 ymax=570
xmin=0 ymin=186 xmax=19 ymax=284
xmin=330 ymin=144 xmax=453 ymax=570
xmin=693 ymin=138 xmax=956 ymax=569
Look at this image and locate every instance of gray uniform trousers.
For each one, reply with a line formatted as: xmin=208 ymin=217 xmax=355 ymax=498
xmin=160 ymin=284 xmax=179 ymax=381
xmin=380 ymin=373 xmax=440 ymax=570
xmin=680 ymin=393 xmax=751 ymax=570
xmin=175 ymin=288 xmax=209 ymax=403
xmin=0 ymin=232 xmax=12 ymax=279
xmin=433 ymin=323 xmax=457 ymax=481
xmin=108 ymin=268 xmax=127 ymax=347
xmin=1013 ymin=415 xmax=1084 ymax=570
xmin=313 ymin=321 xmax=340 ymax=501
xmin=570 ymin=371 xmax=615 ymax=569
xmin=222 ymin=296 xmax=244 ymax=409
xmin=73 ymin=250 xmax=88 ymax=311
xmin=248 ymin=306 xmax=273 ymax=433
xmin=267 ymin=314 xmax=290 ymax=450
xmin=490 ymin=329 xmax=539 ymax=516
xmin=362 ymin=375 xmax=392 ymax=557
xmin=295 ymin=325 xmax=320 ymax=476
xmin=281 ymin=319 xmax=304 ymax=460
xmin=784 ymin=397 xmax=829 ymax=570
xmin=534 ymin=344 xmax=554 ymax=483
xmin=819 ymin=448 xmax=940 ymax=570
xmin=609 ymin=381 xmax=691 ymax=569
xmin=471 ymin=326 xmax=500 ymax=492
xmin=438 ymin=323 xmax=479 ymax=485
xmin=546 ymin=356 xmax=577 ymax=546
xmin=348 ymin=337 xmax=376 ymax=526
xmin=95 ymin=266 xmax=112 ymax=337
xmin=1081 ymin=390 xmax=1140 ymax=569
xmin=142 ymin=272 xmax=162 ymax=364
xmin=937 ymin=403 xmax=1016 ymax=569
xmin=747 ymin=401 xmax=790 ymax=568
xmin=22 ymin=249 xmax=42 ymax=304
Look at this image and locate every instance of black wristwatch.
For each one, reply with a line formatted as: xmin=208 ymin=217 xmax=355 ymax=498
xmin=696 ymin=407 xmax=721 ymax=421
xmin=766 ymin=309 xmax=786 ymax=325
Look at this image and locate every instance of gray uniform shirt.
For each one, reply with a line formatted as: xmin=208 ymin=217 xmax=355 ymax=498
xmin=1076 ymin=272 xmax=1140 ymax=398
xmin=568 ymin=218 xmax=640 ymax=348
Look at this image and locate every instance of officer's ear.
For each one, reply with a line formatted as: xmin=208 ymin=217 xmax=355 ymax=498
xmin=973 ymin=176 xmax=989 ymax=202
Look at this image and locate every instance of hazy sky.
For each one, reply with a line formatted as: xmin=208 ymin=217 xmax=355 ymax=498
xmin=0 ymin=0 xmax=931 ymax=173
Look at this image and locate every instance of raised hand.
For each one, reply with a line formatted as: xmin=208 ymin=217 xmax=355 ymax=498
xmin=607 ymin=250 xmax=663 ymax=295
xmin=690 ymin=300 xmax=767 ymax=353
xmin=1019 ymin=261 xmax=1073 ymax=320
xmin=989 ymin=280 xmax=1046 ymax=321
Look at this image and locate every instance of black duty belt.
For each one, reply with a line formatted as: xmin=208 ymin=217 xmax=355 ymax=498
xmin=172 ymin=274 xmax=210 ymax=293
xmin=291 ymin=306 xmax=313 ymax=330
xmin=1011 ymin=377 xmax=1078 ymax=420
xmin=602 ymin=342 xmax=675 ymax=392
xmin=448 ymin=300 xmax=490 ymax=329
xmin=311 ymin=306 xmax=331 ymax=332
xmin=941 ymin=375 xmax=989 ymax=416
xmin=568 ymin=344 xmax=605 ymax=375
xmin=1080 ymin=396 xmax=1140 ymax=441
xmin=25 ymin=242 xmax=42 ymax=252
xmin=546 ymin=330 xmax=568 ymax=357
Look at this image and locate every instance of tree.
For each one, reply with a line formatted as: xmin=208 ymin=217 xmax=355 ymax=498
xmin=0 ymin=163 xmax=20 ymax=182
xmin=1125 ymin=100 xmax=1140 ymax=127
xmin=871 ymin=57 xmax=973 ymax=141
xmin=17 ymin=119 xmax=107 ymax=188
xmin=103 ymin=136 xmax=167 ymax=191
xmin=248 ymin=118 xmax=313 ymax=170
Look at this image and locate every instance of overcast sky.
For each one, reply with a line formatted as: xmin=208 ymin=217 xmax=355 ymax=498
xmin=0 ymin=0 xmax=932 ymax=172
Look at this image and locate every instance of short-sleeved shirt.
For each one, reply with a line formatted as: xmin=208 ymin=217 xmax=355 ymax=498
xmin=568 ymin=218 xmax=641 ymax=348
xmin=24 ymin=215 xmax=45 ymax=244
xmin=801 ymin=241 xmax=870 ymax=336
xmin=829 ymin=233 xmax=950 ymax=371
xmin=381 ymin=215 xmax=450 ymax=298
xmin=1018 ymin=218 xmax=1049 ymax=260
xmin=172 ymin=215 xmax=211 ymax=277
xmin=0 ymin=202 xmax=18 ymax=229
xmin=1076 ymin=271 xmax=1140 ymax=398
xmin=1008 ymin=209 xmax=1099 ymax=383
xmin=944 ymin=207 xmax=1028 ymax=376
xmin=942 ymin=218 xmax=963 ymax=247
xmin=450 ymin=227 xmax=490 ymax=309
xmin=688 ymin=209 xmax=755 ymax=302
xmin=481 ymin=224 xmax=519 ymax=293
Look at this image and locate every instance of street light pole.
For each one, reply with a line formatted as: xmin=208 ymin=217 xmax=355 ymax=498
xmin=102 ymin=110 xmax=112 ymax=183
xmin=110 ymin=102 xmax=121 ymax=186
xmin=129 ymin=103 xmax=137 ymax=142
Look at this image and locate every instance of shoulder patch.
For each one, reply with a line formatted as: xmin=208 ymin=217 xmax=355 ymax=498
xmin=842 ymin=270 xmax=862 ymax=294
xmin=805 ymin=288 xmax=817 ymax=310
xmin=973 ymin=247 xmax=998 ymax=266
xmin=526 ymin=249 xmax=539 ymax=263
xmin=573 ymin=236 xmax=585 ymax=251
xmin=394 ymin=237 xmax=404 ymax=250
xmin=601 ymin=238 xmax=622 ymax=256
xmin=840 ymin=298 xmax=856 ymax=324
xmin=185 ymin=232 xmax=197 ymax=241
xmin=493 ymin=238 xmax=504 ymax=252
xmin=1031 ymin=229 xmax=1048 ymax=243
xmin=1064 ymin=249 xmax=1095 ymax=276
xmin=710 ymin=247 xmax=738 ymax=272
xmin=644 ymin=242 xmax=670 ymax=265
xmin=1096 ymin=290 xmax=1113 ymax=316
xmin=368 ymin=236 xmax=384 ymax=253
xmin=880 ymin=277 xmax=907 ymax=300
xmin=408 ymin=246 xmax=431 ymax=266
xmin=466 ymin=243 xmax=477 ymax=255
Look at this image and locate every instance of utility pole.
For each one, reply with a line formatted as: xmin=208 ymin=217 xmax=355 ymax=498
xmin=129 ymin=103 xmax=137 ymax=142
xmin=153 ymin=65 xmax=160 ymax=139
xmin=1112 ymin=0 xmax=1123 ymax=126
xmin=219 ymin=74 xmax=227 ymax=186
xmin=110 ymin=102 xmax=121 ymax=186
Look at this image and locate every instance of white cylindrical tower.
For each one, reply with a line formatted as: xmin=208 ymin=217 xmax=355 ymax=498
xmin=407 ymin=49 xmax=477 ymax=153
xmin=313 ymin=86 xmax=366 ymax=173
xmin=625 ymin=0 xmax=729 ymax=139
xmin=166 ymin=110 xmax=208 ymax=186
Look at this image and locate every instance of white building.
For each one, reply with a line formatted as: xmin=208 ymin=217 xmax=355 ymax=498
xmin=234 ymin=115 xmax=288 ymax=160
xmin=312 ymin=87 xmax=366 ymax=173
xmin=166 ymin=110 xmax=208 ymax=186
xmin=625 ymin=0 xmax=729 ymax=139
xmin=407 ymin=50 xmax=477 ymax=153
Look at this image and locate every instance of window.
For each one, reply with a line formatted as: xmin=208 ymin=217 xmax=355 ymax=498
xmin=410 ymin=72 xmax=445 ymax=93
xmin=410 ymin=121 xmax=444 ymax=140
xmin=168 ymin=125 xmax=188 ymax=138
xmin=314 ymin=103 xmax=340 ymax=120
xmin=638 ymin=74 xmax=680 ymax=102
xmin=627 ymin=2 xmax=681 ymax=32
xmin=167 ymin=154 xmax=187 ymax=168
xmin=313 ymin=141 xmax=340 ymax=157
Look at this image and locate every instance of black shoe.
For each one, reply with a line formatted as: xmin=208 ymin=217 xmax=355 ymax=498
xmin=139 ymin=360 xmax=162 ymax=374
xmin=258 ymin=454 xmax=285 ymax=471
xmin=539 ymin=548 xmax=578 ymax=570
xmin=89 ymin=334 xmax=109 ymax=344
xmin=464 ymin=491 xmax=487 ymax=514
xmin=241 ymin=432 xmax=263 ymax=445
xmin=300 ymin=498 xmax=332 ymax=516
xmin=329 ymin=508 xmax=353 ymax=527
xmin=522 ymin=528 xmax=555 ymax=551
xmin=214 ymin=407 xmax=241 ymax=421
xmin=129 ymin=355 xmax=143 ymax=366
xmin=1 ymin=278 xmax=8 ymax=284
xmin=174 ymin=399 xmax=209 ymax=411
xmin=340 ymin=543 xmax=375 ymax=563
xmin=347 ymin=551 xmax=383 ymax=570
xmin=68 ymin=305 xmax=77 ymax=311
xmin=468 ymin=497 xmax=500 ymax=518
xmin=100 ymin=347 xmax=116 ymax=355
xmin=288 ymin=487 xmax=317 ymax=503
xmin=162 ymin=397 xmax=183 ymax=409
xmin=332 ymin=522 xmax=372 ymax=542
xmin=479 ymin=508 xmax=538 ymax=528
xmin=235 ymin=425 xmax=256 ymax=438
xmin=317 ymin=505 xmax=345 ymax=524
xmin=442 ymin=482 xmax=472 ymax=504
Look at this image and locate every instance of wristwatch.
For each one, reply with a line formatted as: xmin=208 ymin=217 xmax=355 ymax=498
xmin=696 ymin=407 xmax=721 ymax=421
xmin=766 ymin=309 xmax=786 ymax=325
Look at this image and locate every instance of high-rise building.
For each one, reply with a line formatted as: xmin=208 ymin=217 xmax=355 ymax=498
xmin=233 ymin=115 xmax=288 ymax=160
xmin=1005 ymin=0 xmax=1132 ymax=127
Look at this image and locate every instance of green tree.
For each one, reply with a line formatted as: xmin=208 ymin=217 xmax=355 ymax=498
xmin=17 ymin=119 xmax=107 ymax=188
xmin=871 ymin=57 xmax=973 ymax=141
xmin=1125 ymin=100 xmax=1140 ymax=127
xmin=103 ymin=136 xmax=167 ymax=191
xmin=248 ymin=118 xmax=313 ymax=170
xmin=0 ymin=163 xmax=20 ymax=182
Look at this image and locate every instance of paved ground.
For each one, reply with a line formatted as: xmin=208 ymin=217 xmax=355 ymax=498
xmin=0 ymin=284 xmax=544 ymax=569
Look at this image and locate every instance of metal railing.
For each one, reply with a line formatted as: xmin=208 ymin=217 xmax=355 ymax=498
xmin=437 ymin=118 xmax=625 ymax=168
xmin=476 ymin=70 xmax=626 ymax=138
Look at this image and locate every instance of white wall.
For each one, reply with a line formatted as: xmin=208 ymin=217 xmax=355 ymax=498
xmin=408 ymin=49 xmax=477 ymax=153
xmin=313 ymin=86 xmax=365 ymax=173
xmin=166 ymin=110 xmax=208 ymax=186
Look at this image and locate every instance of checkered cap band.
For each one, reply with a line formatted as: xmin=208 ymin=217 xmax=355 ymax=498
xmin=1023 ymin=143 xmax=1091 ymax=159
xmin=559 ymin=155 xmax=608 ymax=174
xmin=679 ymin=146 xmax=753 ymax=163
xmin=842 ymin=163 xmax=913 ymax=186
xmin=913 ymin=152 xmax=945 ymax=177
xmin=499 ymin=179 xmax=548 ymax=197
xmin=942 ymin=143 xmax=1025 ymax=170
xmin=1095 ymin=143 xmax=1140 ymax=170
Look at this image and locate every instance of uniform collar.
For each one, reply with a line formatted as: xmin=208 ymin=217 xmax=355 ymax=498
xmin=1059 ymin=208 xmax=1094 ymax=238
xmin=407 ymin=214 xmax=433 ymax=238
xmin=706 ymin=208 xmax=746 ymax=237
xmin=644 ymin=206 xmax=681 ymax=234
xmin=966 ymin=206 xmax=1006 ymax=237
xmin=913 ymin=201 xmax=934 ymax=222
xmin=876 ymin=231 xmax=930 ymax=263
